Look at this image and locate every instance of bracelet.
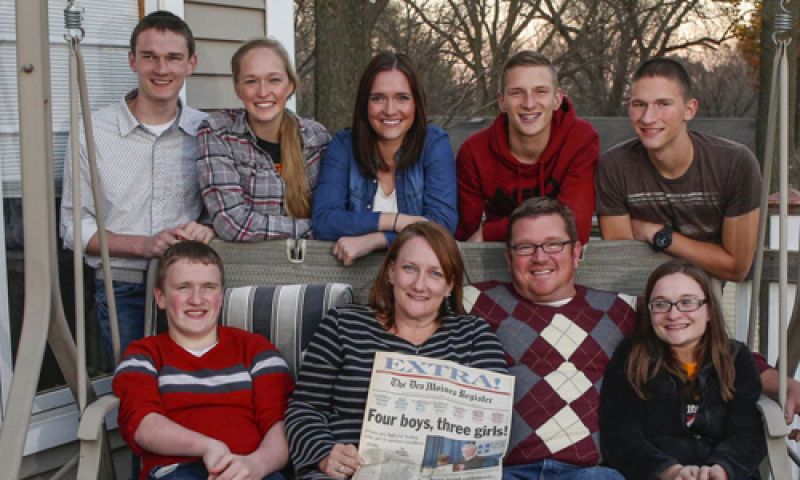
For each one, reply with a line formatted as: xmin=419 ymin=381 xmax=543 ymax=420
xmin=393 ymin=213 xmax=399 ymax=232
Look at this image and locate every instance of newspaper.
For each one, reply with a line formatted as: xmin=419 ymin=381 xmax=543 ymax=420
xmin=353 ymin=352 xmax=515 ymax=480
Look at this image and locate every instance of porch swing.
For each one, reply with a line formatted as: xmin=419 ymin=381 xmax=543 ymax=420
xmin=0 ymin=0 xmax=798 ymax=479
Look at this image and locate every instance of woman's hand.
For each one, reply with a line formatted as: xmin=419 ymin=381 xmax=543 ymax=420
xmin=333 ymin=233 xmax=387 ymax=266
xmin=318 ymin=443 xmax=362 ymax=478
xmin=659 ymin=464 xmax=728 ymax=480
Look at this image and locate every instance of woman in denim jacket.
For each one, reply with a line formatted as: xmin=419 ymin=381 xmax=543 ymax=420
xmin=312 ymin=52 xmax=457 ymax=265
xmin=600 ymin=261 xmax=765 ymax=480
xmin=197 ymin=38 xmax=330 ymax=241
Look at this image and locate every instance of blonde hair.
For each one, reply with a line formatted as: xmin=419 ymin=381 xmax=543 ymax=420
xmin=231 ymin=38 xmax=310 ymax=218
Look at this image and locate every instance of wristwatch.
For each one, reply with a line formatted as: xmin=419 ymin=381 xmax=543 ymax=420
xmin=652 ymin=225 xmax=673 ymax=252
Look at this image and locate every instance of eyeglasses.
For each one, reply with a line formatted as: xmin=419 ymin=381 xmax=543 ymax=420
xmin=510 ymin=240 xmax=576 ymax=256
xmin=648 ymin=298 xmax=708 ymax=313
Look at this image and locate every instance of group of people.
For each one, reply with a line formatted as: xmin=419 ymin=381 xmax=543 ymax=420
xmin=56 ymin=9 xmax=791 ymax=480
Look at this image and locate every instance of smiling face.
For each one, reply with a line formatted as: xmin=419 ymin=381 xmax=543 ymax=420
xmin=129 ymin=28 xmax=196 ymax=109
xmin=155 ymin=259 xmax=223 ymax=350
xmin=498 ymin=66 xmax=563 ymax=150
xmin=461 ymin=444 xmax=477 ymax=460
xmin=388 ymin=236 xmax=452 ymax=325
xmin=507 ymin=214 xmax=581 ymax=303
xmin=367 ymin=69 xmax=416 ymax=151
xmin=234 ymin=46 xmax=294 ymax=140
xmin=649 ymin=272 xmax=709 ymax=362
xmin=628 ymin=76 xmax=697 ymax=155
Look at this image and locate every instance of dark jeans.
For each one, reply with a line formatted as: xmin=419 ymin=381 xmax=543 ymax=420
xmin=148 ymin=461 xmax=286 ymax=480
xmin=94 ymin=279 xmax=146 ymax=363
xmin=95 ymin=279 xmax=147 ymax=480
xmin=503 ymin=460 xmax=624 ymax=480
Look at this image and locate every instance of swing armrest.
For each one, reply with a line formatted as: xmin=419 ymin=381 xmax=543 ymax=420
xmin=77 ymin=394 xmax=119 ymax=441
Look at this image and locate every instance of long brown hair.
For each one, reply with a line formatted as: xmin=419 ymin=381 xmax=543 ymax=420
xmin=626 ymin=260 xmax=736 ymax=401
xmin=368 ymin=222 xmax=464 ymax=330
xmin=231 ymin=38 xmax=311 ymax=218
xmin=352 ymin=52 xmax=428 ymax=178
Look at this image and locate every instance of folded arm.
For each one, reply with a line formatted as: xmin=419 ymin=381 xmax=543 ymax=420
xmin=599 ymin=209 xmax=758 ymax=282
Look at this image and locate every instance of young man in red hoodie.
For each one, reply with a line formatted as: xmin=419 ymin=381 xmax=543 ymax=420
xmin=455 ymin=51 xmax=599 ymax=244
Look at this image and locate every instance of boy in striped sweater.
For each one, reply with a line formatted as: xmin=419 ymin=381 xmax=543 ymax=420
xmin=113 ymin=241 xmax=293 ymax=480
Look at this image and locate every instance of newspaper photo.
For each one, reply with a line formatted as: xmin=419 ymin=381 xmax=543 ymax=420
xmin=353 ymin=352 xmax=515 ymax=480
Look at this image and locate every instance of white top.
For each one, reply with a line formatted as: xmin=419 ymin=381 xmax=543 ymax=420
xmin=372 ymin=184 xmax=398 ymax=213
xmin=59 ymin=90 xmax=207 ymax=271
xmin=142 ymin=116 xmax=177 ymax=137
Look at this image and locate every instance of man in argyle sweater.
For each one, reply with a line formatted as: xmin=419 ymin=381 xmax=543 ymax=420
xmin=465 ymin=197 xmax=796 ymax=480
xmin=465 ymin=197 xmax=629 ymax=479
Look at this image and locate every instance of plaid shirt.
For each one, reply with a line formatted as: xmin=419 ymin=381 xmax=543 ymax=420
xmin=197 ymin=109 xmax=330 ymax=241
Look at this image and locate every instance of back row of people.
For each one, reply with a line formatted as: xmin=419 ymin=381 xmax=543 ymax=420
xmin=59 ymin=10 xmax=760 ymax=359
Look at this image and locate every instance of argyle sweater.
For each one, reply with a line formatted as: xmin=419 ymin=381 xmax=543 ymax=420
xmin=468 ymin=282 xmax=636 ymax=467
xmin=113 ymin=326 xmax=294 ymax=479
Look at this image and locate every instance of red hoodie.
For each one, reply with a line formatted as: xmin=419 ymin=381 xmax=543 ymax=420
xmin=455 ymin=97 xmax=598 ymax=243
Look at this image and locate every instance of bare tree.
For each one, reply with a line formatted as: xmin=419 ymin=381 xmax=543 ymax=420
xmin=685 ymin=47 xmax=757 ymax=118
xmin=401 ymin=0 xmax=542 ymax=116
xmin=388 ymin=0 xmax=740 ymax=119
xmin=294 ymin=0 xmax=315 ymax=118
xmin=541 ymin=0 xmax=741 ymax=115
xmin=314 ymin=0 xmax=389 ymax=132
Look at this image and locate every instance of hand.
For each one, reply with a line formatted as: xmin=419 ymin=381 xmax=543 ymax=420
xmin=140 ymin=227 xmax=185 ymax=257
xmin=630 ymin=219 xmax=663 ymax=244
xmin=318 ymin=443 xmax=362 ymax=479
xmin=784 ymin=377 xmax=800 ymax=425
xmin=179 ymin=221 xmax=215 ymax=244
xmin=332 ymin=234 xmax=386 ymax=266
xmin=698 ymin=465 xmax=728 ymax=480
xmin=466 ymin=226 xmax=483 ymax=242
xmin=393 ymin=214 xmax=427 ymax=232
xmin=208 ymin=453 xmax=267 ymax=480
xmin=660 ymin=464 xmax=727 ymax=480
xmin=202 ymin=439 xmax=231 ymax=476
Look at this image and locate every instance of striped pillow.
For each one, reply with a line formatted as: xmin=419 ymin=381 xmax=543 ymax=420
xmin=221 ymin=283 xmax=353 ymax=379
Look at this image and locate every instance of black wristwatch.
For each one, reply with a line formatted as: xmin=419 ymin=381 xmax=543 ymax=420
xmin=652 ymin=225 xmax=673 ymax=252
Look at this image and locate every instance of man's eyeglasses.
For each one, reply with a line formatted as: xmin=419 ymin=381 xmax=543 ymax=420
xmin=510 ymin=240 xmax=576 ymax=256
xmin=647 ymin=298 xmax=708 ymax=313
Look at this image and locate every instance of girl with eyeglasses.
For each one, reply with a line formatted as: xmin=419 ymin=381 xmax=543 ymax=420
xmin=600 ymin=260 xmax=765 ymax=480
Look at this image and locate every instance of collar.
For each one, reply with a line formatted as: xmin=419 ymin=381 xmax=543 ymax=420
xmin=117 ymin=89 xmax=195 ymax=136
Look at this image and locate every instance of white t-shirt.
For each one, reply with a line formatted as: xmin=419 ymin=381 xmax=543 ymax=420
xmin=142 ymin=116 xmax=177 ymax=137
xmin=372 ymin=184 xmax=398 ymax=213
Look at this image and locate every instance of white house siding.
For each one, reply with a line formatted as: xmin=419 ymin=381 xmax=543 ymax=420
xmin=184 ymin=0 xmax=267 ymax=110
xmin=0 ymin=0 xmax=139 ymax=198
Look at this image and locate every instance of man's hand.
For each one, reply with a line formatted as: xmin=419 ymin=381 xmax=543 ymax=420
xmin=202 ymin=438 xmax=231 ymax=475
xmin=466 ymin=226 xmax=484 ymax=242
xmin=208 ymin=453 xmax=268 ymax=480
xmin=319 ymin=443 xmax=362 ymax=479
xmin=332 ymin=233 xmax=387 ymax=266
xmin=139 ymin=227 xmax=185 ymax=257
xmin=630 ymin=219 xmax=663 ymax=244
xmin=180 ymin=221 xmax=215 ymax=244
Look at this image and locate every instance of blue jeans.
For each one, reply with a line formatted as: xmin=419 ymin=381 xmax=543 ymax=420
xmin=503 ymin=460 xmax=624 ymax=480
xmin=148 ymin=461 xmax=286 ymax=480
xmin=94 ymin=279 xmax=146 ymax=363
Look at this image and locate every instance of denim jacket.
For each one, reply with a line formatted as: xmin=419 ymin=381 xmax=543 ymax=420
xmin=312 ymin=124 xmax=457 ymax=243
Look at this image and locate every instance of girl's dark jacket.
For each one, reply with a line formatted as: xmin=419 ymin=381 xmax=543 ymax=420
xmin=600 ymin=339 xmax=766 ymax=479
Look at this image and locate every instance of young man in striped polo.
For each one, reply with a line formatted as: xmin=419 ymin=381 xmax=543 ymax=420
xmin=113 ymin=241 xmax=292 ymax=480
